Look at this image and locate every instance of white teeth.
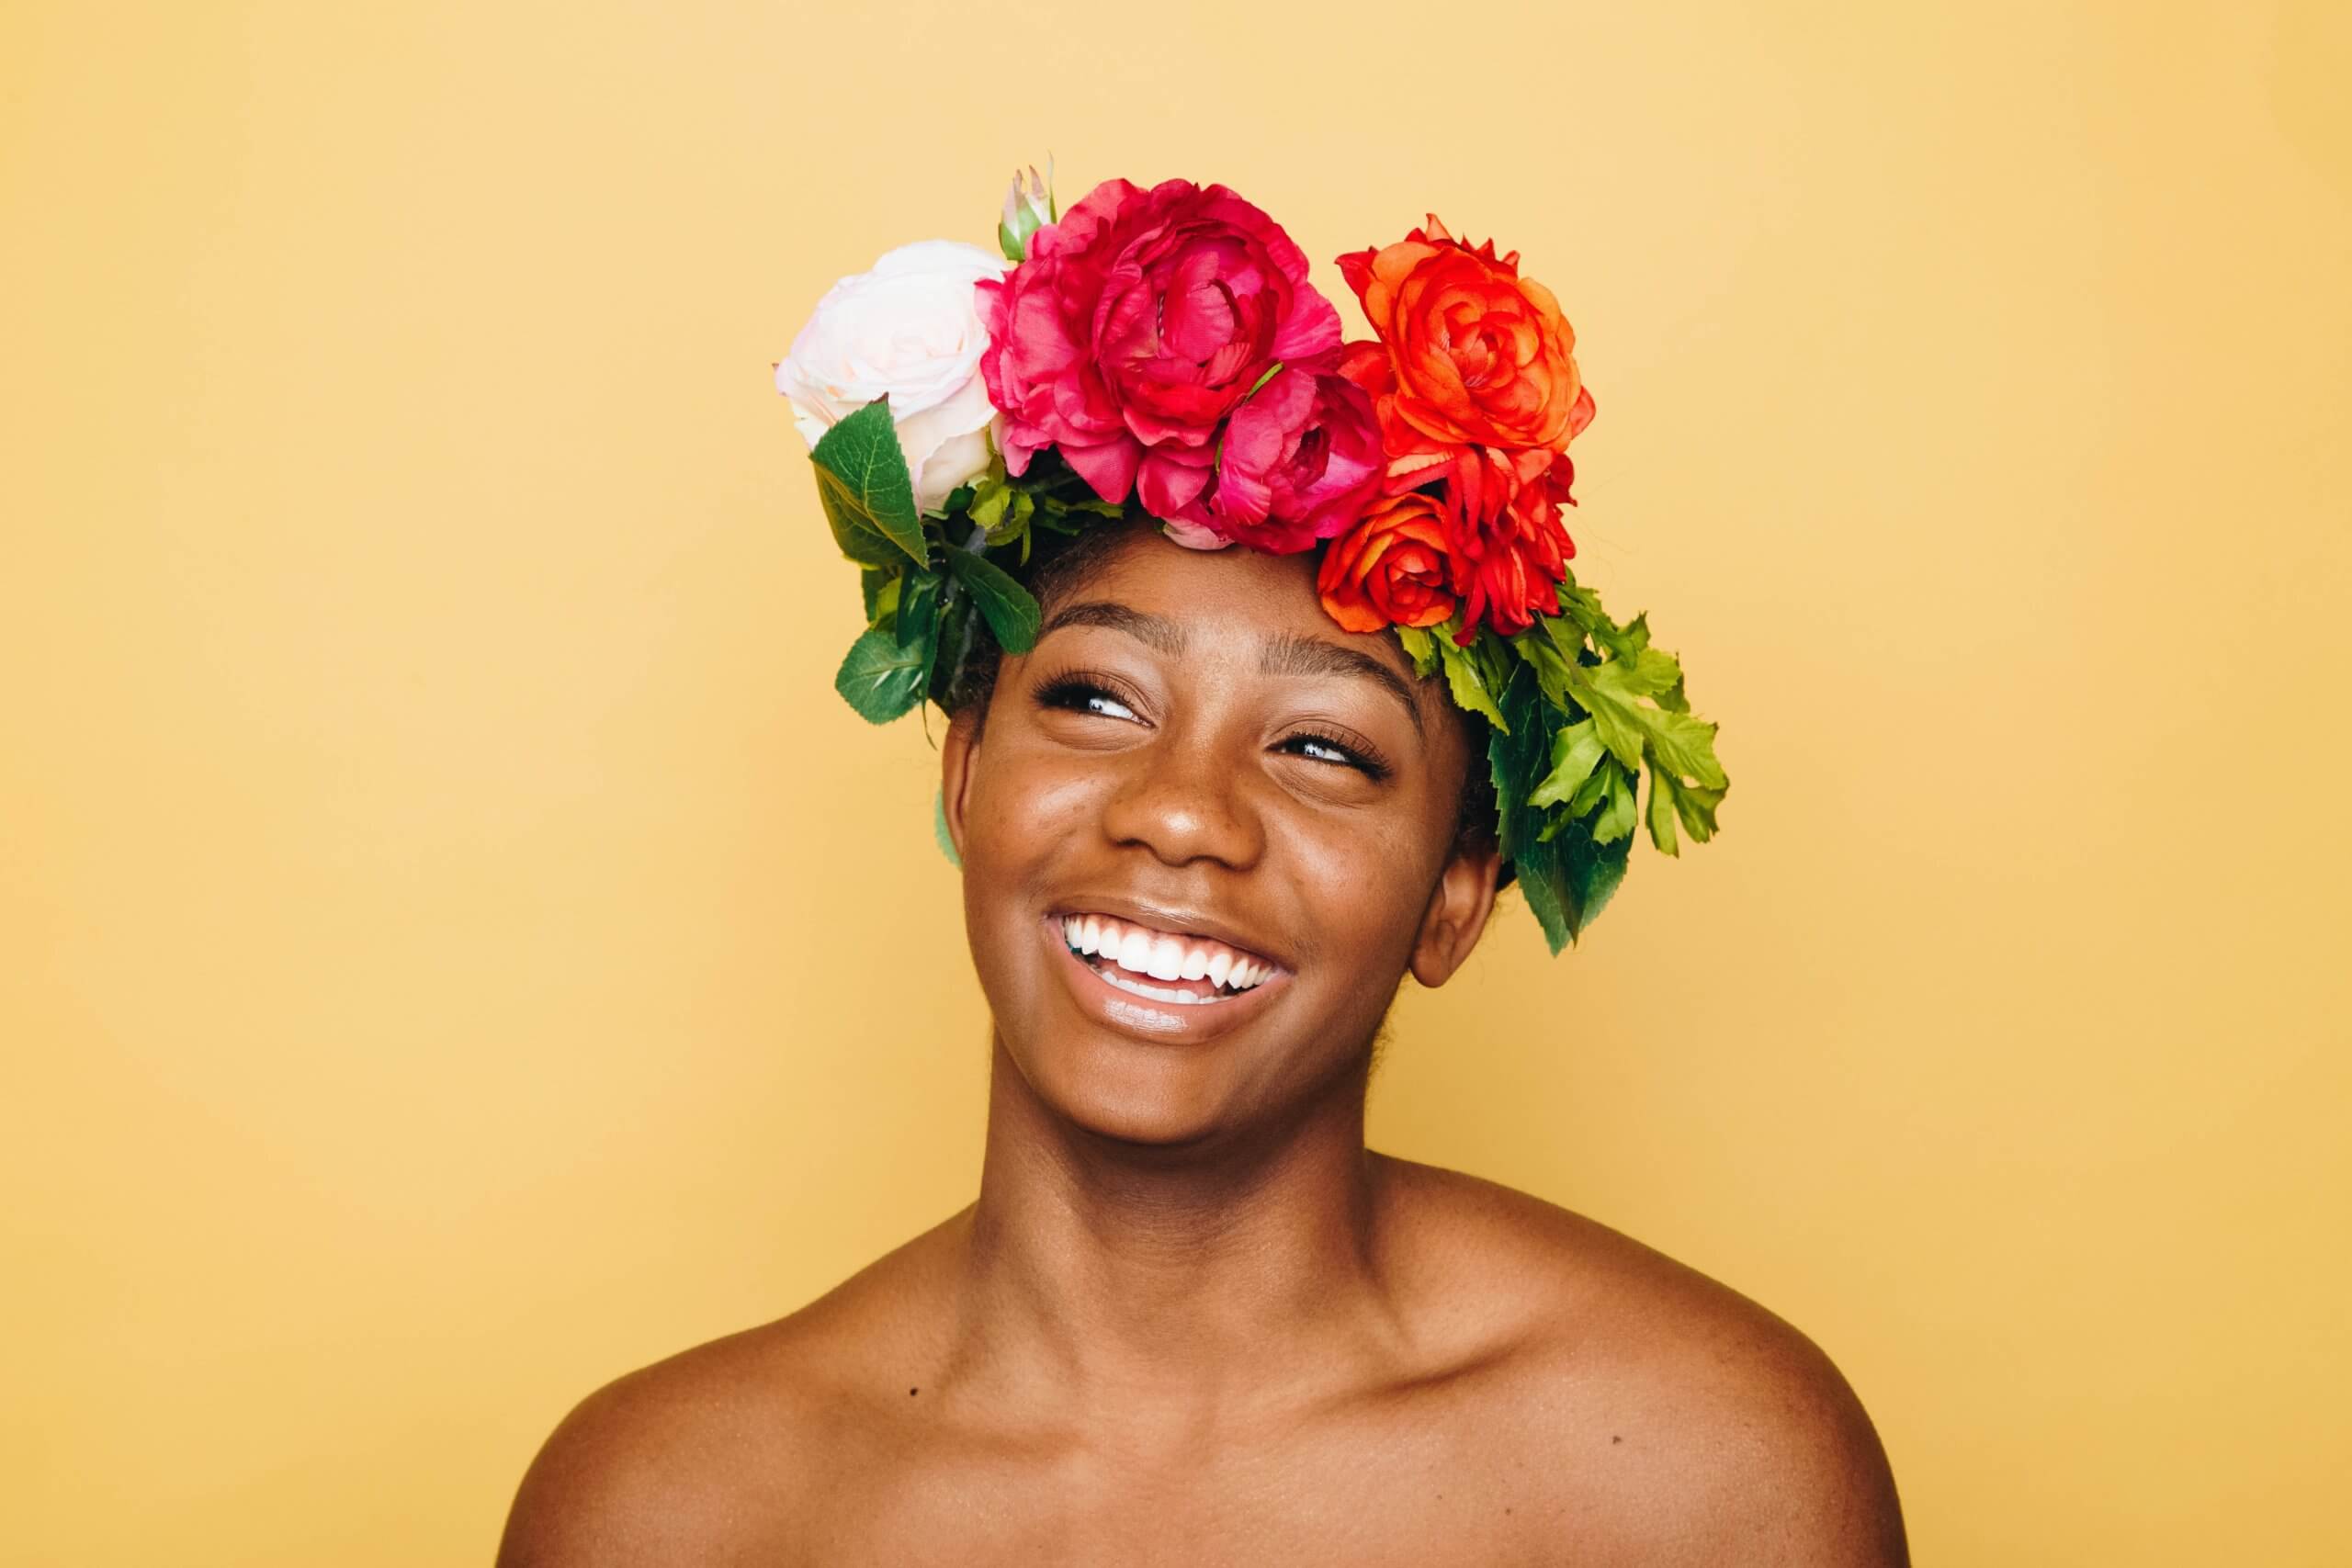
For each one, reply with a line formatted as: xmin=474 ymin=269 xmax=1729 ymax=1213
xmin=1057 ymin=913 xmax=1280 ymax=997
xmin=1098 ymin=969 xmax=1215 ymax=1004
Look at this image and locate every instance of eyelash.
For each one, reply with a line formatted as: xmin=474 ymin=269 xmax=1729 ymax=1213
xmin=1033 ymin=672 xmax=1393 ymax=781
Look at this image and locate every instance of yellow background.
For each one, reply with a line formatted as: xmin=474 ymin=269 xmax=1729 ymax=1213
xmin=5 ymin=1 xmax=2346 ymax=1562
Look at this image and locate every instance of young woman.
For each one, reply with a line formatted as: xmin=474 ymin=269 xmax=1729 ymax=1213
xmin=498 ymin=173 xmax=1907 ymax=1564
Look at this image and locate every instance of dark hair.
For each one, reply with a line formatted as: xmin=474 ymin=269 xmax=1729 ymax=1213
xmin=942 ymin=518 xmax=1503 ymax=877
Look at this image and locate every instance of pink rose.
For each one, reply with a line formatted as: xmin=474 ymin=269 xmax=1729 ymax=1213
xmin=976 ymin=177 xmax=1342 ymax=507
xmin=1155 ymin=367 xmax=1382 ymax=554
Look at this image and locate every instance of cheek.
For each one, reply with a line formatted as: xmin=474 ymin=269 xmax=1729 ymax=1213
xmin=961 ymin=743 xmax=1114 ymax=888
xmin=1272 ymin=809 xmax=1446 ymax=968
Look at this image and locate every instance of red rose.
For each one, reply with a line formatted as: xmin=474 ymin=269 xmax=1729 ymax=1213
xmin=1317 ymin=491 xmax=1458 ymax=633
xmin=1442 ymin=446 xmax=1578 ymax=640
xmin=978 ymin=178 xmax=1342 ymax=507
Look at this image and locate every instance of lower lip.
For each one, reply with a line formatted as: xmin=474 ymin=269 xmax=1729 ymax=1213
xmin=1041 ymin=916 xmax=1286 ymax=1043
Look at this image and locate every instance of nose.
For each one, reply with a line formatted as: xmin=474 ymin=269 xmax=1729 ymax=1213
xmin=1097 ymin=727 xmax=1267 ymax=871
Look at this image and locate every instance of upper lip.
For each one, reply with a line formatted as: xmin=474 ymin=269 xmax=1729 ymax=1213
xmin=1047 ymin=896 xmax=1292 ymax=973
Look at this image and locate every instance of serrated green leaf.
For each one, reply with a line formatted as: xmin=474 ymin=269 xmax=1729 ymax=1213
xmin=1639 ymin=708 xmax=1728 ymax=789
xmin=1566 ymin=756 xmax=1611 ymax=818
xmin=1514 ymin=837 xmax=1575 ymax=954
xmin=1395 ymin=625 xmax=1439 ymax=679
xmin=1438 ymin=632 xmax=1510 ymax=733
xmin=1645 ymin=767 xmax=1681 ymax=856
xmin=1569 ymin=669 xmax=1646 ymax=772
xmin=810 ymin=400 xmax=925 ymax=567
xmin=944 ymin=547 xmax=1041 ymax=653
xmin=1491 ymin=662 xmax=1572 ymax=870
xmin=1566 ymin=822 xmax=1632 ymax=932
xmin=1592 ymin=760 xmax=1637 ymax=845
xmin=1589 ymin=646 xmax=1681 ymax=701
xmin=1529 ymin=717 xmax=1605 ymax=810
xmin=1510 ymin=626 xmax=1578 ymax=709
xmin=1511 ymin=812 xmax=1632 ymax=954
xmin=833 ymin=625 xmax=929 ymax=723
xmin=1672 ymin=779 xmax=1724 ymax=842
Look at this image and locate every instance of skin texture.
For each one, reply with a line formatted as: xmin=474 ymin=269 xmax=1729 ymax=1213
xmin=497 ymin=524 xmax=1909 ymax=1566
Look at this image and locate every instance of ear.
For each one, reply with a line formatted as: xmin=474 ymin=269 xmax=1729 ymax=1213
xmin=1408 ymin=837 xmax=1504 ymax=987
xmin=939 ymin=705 xmax=982 ymax=864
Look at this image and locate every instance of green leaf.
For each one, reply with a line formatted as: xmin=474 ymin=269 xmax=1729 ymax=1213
xmin=927 ymin=591 xmax=976 ymax=709
xmin=894 ymin=566 xmax=945 ymax=651
xmin=810 ymin=400 xmax=925 ymax=567
xmin=944 ymin=547 xmax=1041 ymax=653
xmin=1641 ymin=708 xmax=1728 ymax=789
xmin=1565 ymin=755 xmax=1612 ymax=818
xmin=1568 ymin=666 xmax=1646 ymax=772
xmin=1529 ymin=717 xmax=1605 ymax=810
xmin=1486 ymin=662 xmax=1562 ymax=861
xmin=1395 ymin=625 xmax=1439 ymax=679
xmin=1645 ymin=767 xmax=1681 ymax=856
xmin=1672 ymin=779 xmax=1724 ymax=843
xmin=833 ymin=625 xmax=929 ymax=723
xmin=1592 ymin=760 xmax=1637 ymax=845
xmin=1565 ymin=821 xmax=1632 ymax=934
xmin=1514 ymin=837 xmax=1576 ymax=954
xmin=1510 ymin=626 xmax=1579 ymax=709
xmin=933 ymin=786 xmax=961 ymax=867
xmin=1438 ymin=631 xmax=1510 ymax=733
xmin=1510 ymin=812 xmax=1632 ymax=954
xmin=859 ymin=566 xmax=896 ymax=626
xmin=967 ymin=470 xmax=1014 ymax=534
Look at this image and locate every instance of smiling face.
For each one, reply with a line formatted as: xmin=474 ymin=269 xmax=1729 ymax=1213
xmin=940 ymin=520 xmax=1503 ymax=1148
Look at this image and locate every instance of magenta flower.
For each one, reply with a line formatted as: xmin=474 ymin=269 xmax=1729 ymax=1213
xmin=1172 ymin=367 xmax=1383 ymax=553
xmin=975 ymin=177 xmax=1342 ymax=508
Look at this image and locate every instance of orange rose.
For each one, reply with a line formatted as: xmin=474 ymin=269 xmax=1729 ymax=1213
xmin=1317 ymin=491 xmax=1458 ymax=633
xmin=1336 ymin=216 xmax=1596 ymax=452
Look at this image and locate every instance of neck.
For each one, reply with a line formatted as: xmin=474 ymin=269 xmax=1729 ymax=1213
xmin=948 ymin=1031 xmax=1400 ymax=1424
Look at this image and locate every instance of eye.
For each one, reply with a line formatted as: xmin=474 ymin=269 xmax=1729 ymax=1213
xmin=1035 ymin=675 xmax=1141 ymax=723
xmin=1276 ymin=729 xmax=1391 ymax=781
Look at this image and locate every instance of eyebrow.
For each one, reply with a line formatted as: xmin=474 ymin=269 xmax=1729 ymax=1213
xmin=1037 ymin=599 xmax=1425 ymax=739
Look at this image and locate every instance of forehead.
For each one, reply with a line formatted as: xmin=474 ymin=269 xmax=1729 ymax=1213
xmin=1041 ymin=525 xmax=1421 ymax=685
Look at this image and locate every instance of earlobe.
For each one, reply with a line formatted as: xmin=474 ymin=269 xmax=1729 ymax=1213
xmin=1409 ymin=842 xmax=1504 ymax=987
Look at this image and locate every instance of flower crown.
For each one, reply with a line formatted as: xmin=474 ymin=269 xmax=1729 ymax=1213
xmin=775 ymin=164 xmax=1726 ymax=953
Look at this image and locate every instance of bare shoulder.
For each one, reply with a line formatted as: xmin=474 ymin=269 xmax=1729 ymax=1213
xmin=1376 ymin=1153 xmax=1909 ymax=1566
xmin=494 ymin=1211 xmax=965 ymax=1568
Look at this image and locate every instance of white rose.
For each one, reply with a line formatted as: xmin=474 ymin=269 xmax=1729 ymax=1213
xmin=775 ymin=239 xmax=1007 ymax=515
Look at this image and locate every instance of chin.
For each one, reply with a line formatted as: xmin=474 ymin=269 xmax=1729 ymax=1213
xmin=1004 ymin=1021 xmax=1255 ymax=1149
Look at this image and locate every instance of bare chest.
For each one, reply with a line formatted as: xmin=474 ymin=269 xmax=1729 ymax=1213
xmin=772 ymin=1401 xmax=1635 ymax=1568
